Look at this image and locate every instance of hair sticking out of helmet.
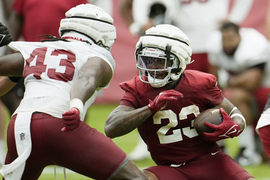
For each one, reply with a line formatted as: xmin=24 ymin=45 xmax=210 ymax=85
xmin=135 ymin=24 xmax=192 ymax=88
xmin=59 ymin=4 xmax=116 ymax=50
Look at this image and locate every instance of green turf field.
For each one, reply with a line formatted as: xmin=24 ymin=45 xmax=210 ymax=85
xmin=1 ymin=104 xmax=270 ymax=179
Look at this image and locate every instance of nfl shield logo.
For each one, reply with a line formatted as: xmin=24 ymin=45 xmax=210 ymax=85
xmin=20 ymin=133 xmax=25 ymax=141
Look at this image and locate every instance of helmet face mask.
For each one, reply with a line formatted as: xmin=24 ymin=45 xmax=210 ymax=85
xmin=136 ymin=47 xmax=180 ymax=88
xmin=135 ymin=24 xmax=192 ymax=88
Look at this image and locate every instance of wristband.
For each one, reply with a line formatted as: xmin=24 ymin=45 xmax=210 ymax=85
xmin=229 ymin=107 xmax=238 ymax=116
xmin=230 ymin=113 xmax=246 ymax=129
xmin=70 ymin=98 xmax=84 ymax=115
xmin=230 ymin=113 xmax=245 ymax=122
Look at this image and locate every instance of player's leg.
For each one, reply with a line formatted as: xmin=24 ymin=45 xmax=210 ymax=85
xmin=143 ymin=165 xmax=188 ymax=180
xmin=4 ymin=114 xmax=48 ymax=180
xmin=142 ymin=169 xmax=158 ymax=180
xmin=194 ymin=150 xmax=254 ymax=180
xmin=41 ymin=116 xmax=147 ymax=180
xmin=142 ymin=152 xmax=256 ymax=180
xmin=110 ymin=158 xmax=148 ymax=180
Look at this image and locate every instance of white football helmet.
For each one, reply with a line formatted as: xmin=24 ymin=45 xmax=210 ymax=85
xmin=59 ymin=4 xmax=116 ymax=50
xmin=135 ymin=24 xmax=192 ymax=88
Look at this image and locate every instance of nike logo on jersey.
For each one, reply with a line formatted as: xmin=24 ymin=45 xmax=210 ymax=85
xmin=211 ymin=151 xmax=221 ymax=155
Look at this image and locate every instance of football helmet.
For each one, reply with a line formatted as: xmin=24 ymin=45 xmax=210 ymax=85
xmin=59 ymin=4 xmax=116 ymax=50
xmin=135 ymin=24 xmax=192 ymax=88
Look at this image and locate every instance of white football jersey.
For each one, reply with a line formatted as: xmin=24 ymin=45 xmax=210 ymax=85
xmin=206 ymin=28 xmax=270 ymax=88
xmin=9 ymin=41 xmax=115 ymax=120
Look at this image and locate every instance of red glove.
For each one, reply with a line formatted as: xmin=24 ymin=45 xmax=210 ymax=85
xmin=61 ymin=107 xmax=81 ymax=132
xmin=203 ymin=108 xmax=243 ymax=142
xmin=148 ymin=89 xmax=183 ymax=114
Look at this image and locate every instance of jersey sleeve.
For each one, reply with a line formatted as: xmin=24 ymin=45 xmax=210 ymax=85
xmin=203 ymin=73 xmax=223 ymax=106
xmin=119 ymin=77 xmax=141 ymax=108
xmin=186 ymin=70 xmax=223 ymax=107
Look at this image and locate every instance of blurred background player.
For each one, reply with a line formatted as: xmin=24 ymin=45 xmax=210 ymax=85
xmin=0 ymin=4 xmax=148 ymax=180
xmin=105 ymin=24 xmax=254 ymax=180
xmin=205 ymin=21 xmax=270 ymax=165
xmin=120 ymin=0 xmax=179 ymax=36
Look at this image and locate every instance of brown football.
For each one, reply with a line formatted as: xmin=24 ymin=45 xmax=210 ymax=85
xmin=194 ymin=108 xmax=223 ymax=135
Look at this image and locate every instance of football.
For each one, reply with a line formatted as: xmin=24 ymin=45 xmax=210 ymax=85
xmin=194 ymin=108 xmax=223 ymax=135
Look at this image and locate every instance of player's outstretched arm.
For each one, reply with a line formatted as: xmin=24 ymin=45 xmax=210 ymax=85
xmin=105 ymin=89 xmax=183 ymax=138
xmin=62 ymin=56 xmax=113 ymax=131
xmin=105 ymin=105 xmax=151 ymax=138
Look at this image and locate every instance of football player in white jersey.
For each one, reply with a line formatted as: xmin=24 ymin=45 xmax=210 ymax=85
xmin=206 ymin=21 xmax=270 ymax=166
xmin=0 ymin=4 xmax=148 ymax=180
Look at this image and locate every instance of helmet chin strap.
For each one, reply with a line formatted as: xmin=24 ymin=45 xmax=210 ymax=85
xmin=171 ymin=68 xmax=182 ymax=80
xmin=148 ymin=74 xmax=169 ymax=88
xmin=146 ymin=66 xmax=181 ymax=88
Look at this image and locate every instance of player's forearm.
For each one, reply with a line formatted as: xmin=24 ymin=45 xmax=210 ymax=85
xmin=72 ymin=79 xmax=96 ymax=102
xmin=230 ymin=108 xmax=246 ymax=130
xmin=105 ymin=105 xmax=151 ymax=138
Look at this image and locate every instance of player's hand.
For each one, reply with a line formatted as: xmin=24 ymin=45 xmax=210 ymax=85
xmin=61 ymin=107 xmax=81 ymax=132
xmin=148 ymin=89 xmax=183 ymax=114
xmin=0 ymin=22 xmax=12 ymax=47
xmin=203 ymin=108 xmax=243 ymax=142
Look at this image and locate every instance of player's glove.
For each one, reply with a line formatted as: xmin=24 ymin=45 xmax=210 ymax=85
xmin=148 ymin=89 xmax=183 ymax=114
xmin=61 ymin=107 xmax=81 ymax=132
xmin=0 ymin=22 xmax=12 ymax=47
xmin=203 ymin=108 xmax=243 ymax=142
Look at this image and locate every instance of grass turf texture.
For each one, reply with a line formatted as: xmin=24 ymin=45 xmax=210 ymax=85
xmin=1 ymin=104 xmax=270 ymax=179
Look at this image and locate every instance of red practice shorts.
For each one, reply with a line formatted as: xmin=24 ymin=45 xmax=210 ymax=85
xmin=144 ymin=150 xmax=253 ymax=180
xmin=5 ymin=113 xmax=127 ymax=180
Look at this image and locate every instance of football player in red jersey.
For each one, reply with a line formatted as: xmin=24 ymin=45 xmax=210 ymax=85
xmin=0 ymin=4 xmax=148 ymax=180
xmin=105 ymin=24 xmax=255 ymax=180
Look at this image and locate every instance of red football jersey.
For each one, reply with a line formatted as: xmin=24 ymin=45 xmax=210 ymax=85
xmin=13 ymin=0 xmax=87 ymax=41
xmin=120 ymin=70 xmax=224 ymax=165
